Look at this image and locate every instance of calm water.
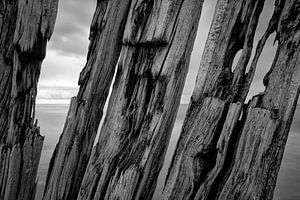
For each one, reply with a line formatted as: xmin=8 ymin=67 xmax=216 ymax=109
xmin=35 ymin=104 xmax=300 ymax=200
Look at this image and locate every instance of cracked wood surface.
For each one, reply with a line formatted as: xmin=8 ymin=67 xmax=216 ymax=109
xmin=77 ymin=0 xmax=204 ymax=199
xmin=43 ymin=1 xmax=132 ymax=200
xmin=163 ymin=0 xmax=265 ymax=198
xmin=218 ymin=1 xmax=300 ymax=199
xmin=0 ymin=0 xmax=16 ymax=143
xmin=163 ymin=0 xmax=300 ymax=199
xmin=0 ymin=0 xmax=58 ymax=199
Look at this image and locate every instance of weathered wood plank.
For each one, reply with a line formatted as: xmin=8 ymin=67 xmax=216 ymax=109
xmin=163 ymin=0 xmax=300 ymax=199
xmin=192 ymin=0 xmax=265 ymax=102
xmin=0 ymin=0 xmax=58 ymax=199
xmin=163 ymin=0 xmax=265 ymax=199
xmin=163 ymin=97 xmax=228 ymax=200
xmin=43 ymin=1 xmax=132 ymax=199
xmin=78 ymin=0 xmax=205 ymax=199
xmin=218 ymin=1 xmax=300 ymax=199
xmin=3 ymin=131 xmax=44 ymax=200
xmin=217 ymin=107 xmax=279 ymax=200
xmin=163 ymin=100 xmax=243 ymax=200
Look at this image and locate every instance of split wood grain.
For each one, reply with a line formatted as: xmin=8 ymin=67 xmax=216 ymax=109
xmin=43 ymin=1 xmax=132 ymax=199
xmin=163 ymin=0 xmax=300 ymax=199
xmin=77 ymin=0 xmax=205 ymax=199
xmin=0 ymin=0 xmax=58 ymax=199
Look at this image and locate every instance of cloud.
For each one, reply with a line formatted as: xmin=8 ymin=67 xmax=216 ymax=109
xmin=38 ymin=86 xmax=77 ymax=100
xmin=37 ymin=85 xmax=78 ymax=104
xmin=38 ymin=50 xmax=83 ymax=103
xmin=40 ymin=50 xmax=85 ymax=86
xmin=48 ymin=0 xmax=96 ymax=57
xmin=38 ymin=0 xmax=96 ymax=103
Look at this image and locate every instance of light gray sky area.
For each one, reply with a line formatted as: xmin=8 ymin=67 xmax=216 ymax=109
xmin=37 ymin=0 xmax=280 ymax=104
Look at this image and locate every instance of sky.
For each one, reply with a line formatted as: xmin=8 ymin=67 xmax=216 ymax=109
xmin=37 ymin=0 xmax=279 ymax=104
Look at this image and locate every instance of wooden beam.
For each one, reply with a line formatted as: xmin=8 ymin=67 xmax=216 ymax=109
xmin=43 ymin=1 xmax=132 ymax=199
xmin=0 ymin=0 xmax=58 ymax=199
xmin=163 ymin=0 xmax=300 ymax=199
xmin=77 ymin=0 xmax=205 ymax=199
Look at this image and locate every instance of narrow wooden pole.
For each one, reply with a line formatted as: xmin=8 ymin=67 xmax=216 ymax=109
xmin=163 ymin=0 xmax=300 ymax=199
xmin=78 ymin=0 xmax=205 ymax=199
xmin=0 ymin=0 xmax=58 ymax=199
xmin=43 ymin=1 xmax=132 ymax=199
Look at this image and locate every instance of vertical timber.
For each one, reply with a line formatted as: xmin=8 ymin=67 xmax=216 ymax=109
xmin=0 ymin=0 xmax=58 ymax=200
xmin=43 ymin=0 xmax=132 ymax=200
xmin=163 ymin=0 xmax=300 ymax=200
xmin=78 ymin=0 xmax=205 ymax=199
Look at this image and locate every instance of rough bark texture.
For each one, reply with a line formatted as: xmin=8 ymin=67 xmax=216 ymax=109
xmin=0 ymin=0 xmax=58 ymax=200
xmin=163 ymin=0 xmax=300 ymax=199
xmin=77 ymin=0 xmax=204 ymax=199
xmin=43 ymin=1 xmax=132 ymax=200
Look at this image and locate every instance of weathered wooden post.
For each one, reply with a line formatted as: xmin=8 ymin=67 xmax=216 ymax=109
xmin=43 ymin=1 xmax=132 ymax=199
xmin=217 ymin=1 xmax=300 ymax=199
xmin=163 ymin=0 xmax=300 ymax=199
xmin=77 ymin=0 xmax=205 ymax=199
xmin=0 ymin=0 xmax=58 ymax=199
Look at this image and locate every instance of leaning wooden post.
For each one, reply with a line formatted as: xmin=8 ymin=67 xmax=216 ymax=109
xmin=163 ymin=0 xmax=300 ymax=199
xmin=218 ymin=1 xmax=300 ymax=199
xmin=0 ymin=0 xmax=58 ymax=199
xmin=78 ymin=0 xmax=205 ymax=199
xmin=43 ymin=1 xmax=132 ymax=199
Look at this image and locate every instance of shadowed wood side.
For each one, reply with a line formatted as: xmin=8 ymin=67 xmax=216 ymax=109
xmin=0 ymin=0 xmax=58 ymax=200
xmin=43 ymin=1 xmax=132 ymax=200
xmin=163 ymin=0 xmax=300 ymax=199
xmin=77 ymin=0 xmax=205 ymax=199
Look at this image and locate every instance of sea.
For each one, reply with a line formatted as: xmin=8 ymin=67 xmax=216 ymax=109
xmin=35 ymin=104 xmax=300 ymax=200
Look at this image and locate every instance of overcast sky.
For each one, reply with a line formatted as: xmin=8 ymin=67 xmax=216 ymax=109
xmin=37 ymin=0 xmax=278 ymax=104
